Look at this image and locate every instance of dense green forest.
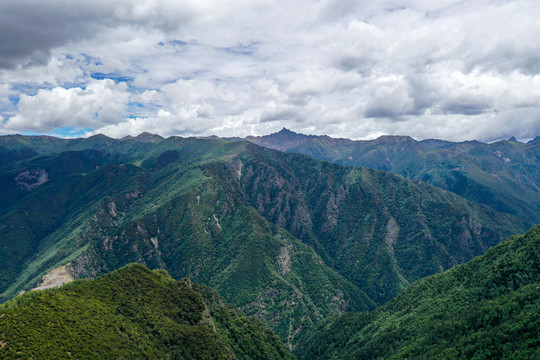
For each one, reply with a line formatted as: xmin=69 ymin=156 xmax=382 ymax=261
xmin=295 ymin=225 xmax=540 ymax=359
xmin=0 ymin=263 xmax=294 ymax=359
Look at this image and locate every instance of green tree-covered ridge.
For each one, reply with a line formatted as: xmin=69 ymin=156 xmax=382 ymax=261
xmin=0 ymin=263 xmax=294 ymax=359
xmin=295 ymin=225 xmax=540 ymax=360
xmin=245 ymin=128 xmax=540 ymax=223
xmin=0 ymin=134 xmax=530 ymax=344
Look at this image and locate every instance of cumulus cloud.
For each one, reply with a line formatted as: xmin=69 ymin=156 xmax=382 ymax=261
xmin=0 ymin=0 xmax=539 ymax=141
xmin=1 ymin=79 xmax=129 ymax=132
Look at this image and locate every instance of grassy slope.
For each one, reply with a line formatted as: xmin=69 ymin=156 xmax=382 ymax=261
xmin=0 ymin=263 xmax=294 ymax=360
xmin=295 ymin=225 xmax=540 ymax=360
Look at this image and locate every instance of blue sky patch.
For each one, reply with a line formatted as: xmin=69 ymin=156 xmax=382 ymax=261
xmin=90 ymin=72 xmax=133 ymax=83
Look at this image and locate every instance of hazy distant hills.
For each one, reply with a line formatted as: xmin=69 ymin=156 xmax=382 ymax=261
xmin=295 ymin=225 xmax=540 ymax=360
xmin=244 ymin=128 xmax=540 ymax=224
xmin=0 ymin=263 xmax=294 ymax=359
xmin=0 ymin=133 xmax=531 ymax=346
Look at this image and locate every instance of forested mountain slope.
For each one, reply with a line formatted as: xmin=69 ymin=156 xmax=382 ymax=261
xmin=229 ymin=144 xmax=530 ymax=303
xmin=295 ymin=225 xmax=540 ymax=360
xmin=245 ymin=129 xmax=540 ymax=223
xmin=0 ymin=263 xmax=294 ymax=359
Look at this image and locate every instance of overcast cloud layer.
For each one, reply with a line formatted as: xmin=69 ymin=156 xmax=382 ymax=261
xmin=0 ymin=0 xmax=539 ymax=142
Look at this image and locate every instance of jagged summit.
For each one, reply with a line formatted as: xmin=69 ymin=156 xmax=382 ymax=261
xmin=256 ymin=127 xmax=305 ymax=139
xmin=244 ymin=127 xmax=310 ymax=152
xmin=276 ymin=127 xmax=299 ymax=136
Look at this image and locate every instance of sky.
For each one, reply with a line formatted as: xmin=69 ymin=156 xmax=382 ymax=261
xmin=0 ymin=0 xmax=539 ymax=142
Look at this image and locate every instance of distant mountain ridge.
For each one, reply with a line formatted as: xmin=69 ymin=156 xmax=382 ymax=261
xmin=242 ymin=128 xmax=540 ymax=223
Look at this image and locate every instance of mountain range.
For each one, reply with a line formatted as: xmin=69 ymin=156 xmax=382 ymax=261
xmin=243 ymin=128 xmax=540 ymax=224
xmin=0 ymin=132 xmax=535 ymax=348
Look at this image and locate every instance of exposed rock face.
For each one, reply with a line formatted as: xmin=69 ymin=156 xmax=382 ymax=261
xmin=15 ymin=169 xmax=48 ymax=191
xmin=385 ymin=217 xmax=399 ymax=256
xmin=230 ymin=159 xmax=243 ymax=180
xmin=32 ymin=265 xmax=74 ymax=291
xmin=277 ymin=244 xmax=292 ymax=275
xmin=150 ymin=237 xmax=159 ymax=249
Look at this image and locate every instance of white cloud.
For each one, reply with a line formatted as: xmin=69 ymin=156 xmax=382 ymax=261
xmin=1 ymin=0 xmax=539 ymax=141
xmin=1 ymin=79 xmax=129 ymax=132
xmin=0 ymin=83 xmax=13 ymax=114
xmin=363 ymin=75 xmax=415 ymax=118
